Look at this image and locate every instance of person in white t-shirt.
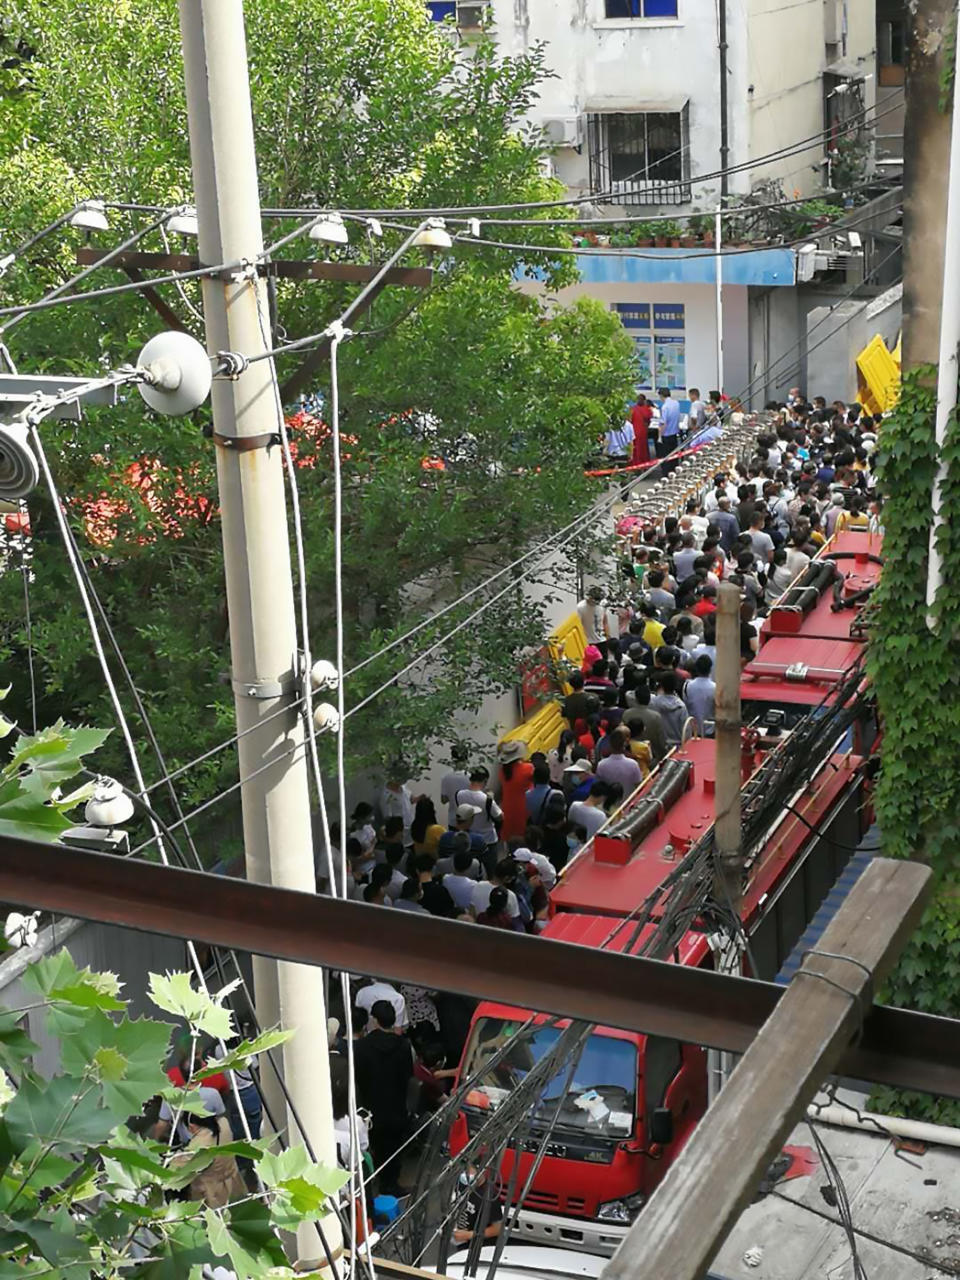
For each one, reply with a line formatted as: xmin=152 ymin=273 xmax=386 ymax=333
xmin=440 ymin=746 xmax=472 ymax=828
xmin=576 ymin=587 xmax=606 ymax=647
xmin=355 ymin=979 xmax=407 ymax=1029
xmin=470 ymin=865 xmax=520 ymax=923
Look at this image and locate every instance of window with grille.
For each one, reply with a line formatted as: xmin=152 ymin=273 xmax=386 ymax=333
xmin=604 ymin=0 xmax=679 ymax=17
xmin=587 ymin=108 xmax=690 ymax=204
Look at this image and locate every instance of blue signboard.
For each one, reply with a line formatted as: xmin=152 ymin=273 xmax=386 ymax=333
xmin=653 ymin=302 xmax=685 ymax=330
xmin=612 ymin=302 xmax=652 ymax=330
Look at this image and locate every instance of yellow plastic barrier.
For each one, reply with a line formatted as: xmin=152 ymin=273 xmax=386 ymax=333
xmin=498 ymin=611 xmax=588 ymax=754
xmin=856 ymin=333 xmax=900 ymax=414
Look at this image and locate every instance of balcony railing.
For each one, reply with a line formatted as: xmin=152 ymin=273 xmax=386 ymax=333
xmin=606 ymin=177 xmax=693 ymax=207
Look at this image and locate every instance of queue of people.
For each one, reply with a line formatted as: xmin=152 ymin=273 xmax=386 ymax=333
xmin=313 ymin=388 xmax=884 ymax=1205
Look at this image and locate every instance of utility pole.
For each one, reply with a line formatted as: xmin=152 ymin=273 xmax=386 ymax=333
xmin=708 ymin=580 xmax=741 ymax=1102
xmin=177 ymin=2 xmax=341 ymax=1268
xmin=712 ymin=581 xmax=742 ymax=910
xmin=714 ymin=207 xmax=724 ymax=395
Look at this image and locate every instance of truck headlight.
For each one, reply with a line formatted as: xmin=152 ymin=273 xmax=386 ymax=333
xmin=597 ymin=1192 xmax=646 ymax=1223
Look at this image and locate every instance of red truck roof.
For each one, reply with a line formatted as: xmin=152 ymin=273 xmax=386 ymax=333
xmin=551 ymin=739 xmax=718 ymax=918
xmin=740 ymin=634 xmax=867 ymax=707
xmin=760 ymin=530 xmax=882 ymax=644
xmin=471 ymin=912 xmax=710 ymax=1037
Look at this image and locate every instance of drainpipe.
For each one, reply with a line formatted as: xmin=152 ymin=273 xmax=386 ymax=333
xmin=719 ymin=0 xmax=730 ymax=196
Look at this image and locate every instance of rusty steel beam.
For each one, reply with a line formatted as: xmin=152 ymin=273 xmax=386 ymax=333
xmin=0 ymin=834 xmax=957 ymax=1098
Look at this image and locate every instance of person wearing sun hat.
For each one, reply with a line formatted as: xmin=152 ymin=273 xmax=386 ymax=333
xmin=497 ymin=738 xmax=534 ymax=843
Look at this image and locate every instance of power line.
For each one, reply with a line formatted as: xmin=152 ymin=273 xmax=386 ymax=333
xmin=0 ymin=213 xmax=170 ymax=336
xmin=433 ymin=179 xmax=895 ymax=229
xmin=260 ymin=94 xmax=903 ymax=219
xmin=0 ymin=258 xmax=240 ymax=324
xmin=105 ymin=96 xmax=901 ymax=226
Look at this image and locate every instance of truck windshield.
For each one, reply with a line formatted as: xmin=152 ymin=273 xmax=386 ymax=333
xmin=461 ymin=1018 xmax=637 ymax=1137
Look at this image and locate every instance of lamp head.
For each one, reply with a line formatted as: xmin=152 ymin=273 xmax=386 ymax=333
xmin=69 ymin=200 xmax=109 ymax=232
xmin=309 ymin=213 xmax=349 ymax=246
xmin=413 ymin=218 xmax=453 ymax=251
xmin=166 ymin=205 xmax=199 ymax=237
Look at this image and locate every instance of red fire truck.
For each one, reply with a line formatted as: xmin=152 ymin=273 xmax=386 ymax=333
xmin=448 ymin=533 xmax=880 ymax=1255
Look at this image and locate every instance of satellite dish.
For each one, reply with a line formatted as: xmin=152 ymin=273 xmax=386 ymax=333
xmin=137 ymin=331 xmax=213 ymax=416
xmin=0 ymin=421 xmax=39 ymax=501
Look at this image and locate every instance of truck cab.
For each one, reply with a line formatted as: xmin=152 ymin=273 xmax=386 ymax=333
xmin=450 ymin=915 xmax=709 ymax=1255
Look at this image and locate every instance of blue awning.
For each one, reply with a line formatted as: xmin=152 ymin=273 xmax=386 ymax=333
xmin=574 ymin=246 xmax=795 ymax=286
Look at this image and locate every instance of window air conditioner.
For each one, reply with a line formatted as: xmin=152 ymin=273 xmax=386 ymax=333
xmin=543 ymin=116 xmax=583 ymax=148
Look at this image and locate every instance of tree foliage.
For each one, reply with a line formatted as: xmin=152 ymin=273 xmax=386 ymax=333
xmin=0 ymin=950 xmax=341 ymax=1278
xmin=0 ymin=0 xmax=634 ymax=829
xmin=868 ymin=366 xmax=960 ymax=1122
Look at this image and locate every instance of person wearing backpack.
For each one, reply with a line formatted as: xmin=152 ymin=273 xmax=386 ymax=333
xmin=524 ymin=761 xmax=565 ymax=827
xmin=455 ymin=768 xmax=503 ymax=873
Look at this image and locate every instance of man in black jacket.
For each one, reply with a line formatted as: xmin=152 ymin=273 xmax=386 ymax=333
xmin=353 ymin=1000 xmax=413 ymax=1194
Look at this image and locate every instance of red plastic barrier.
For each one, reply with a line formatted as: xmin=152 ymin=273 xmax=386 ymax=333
xmin=583 ymin=442 xmax=705 ymax=479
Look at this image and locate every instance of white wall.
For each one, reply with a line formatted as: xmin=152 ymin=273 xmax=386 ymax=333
xmin=747 ymin=0 xmax=877 ymax=196
xmin=517 ymin=277 xmax=750 ymax=399
xmin=489 ymin=0 xmax=733 ymax=208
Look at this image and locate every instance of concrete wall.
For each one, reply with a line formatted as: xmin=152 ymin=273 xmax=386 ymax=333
xmin=746 ymin=0 xmax=876 ymax=196
xmin=747 ymin=279 xmax=901 ymax=405
xmin=805 ymin=280 xmax=901 ymax=401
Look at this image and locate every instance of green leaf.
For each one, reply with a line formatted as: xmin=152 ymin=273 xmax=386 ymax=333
xmin=23 ymin=952 xmax=125 ymax=1036
xmin=148 ymin=971 xmax=234 ymax=1040
xmin=259 ymin=1145 xmax=348 ymax=1230
xmin=0 ymin=1013 xmax=39 ymax=1077
xmin=59 ymin=1011 xmax=170 ymax=1120
xmin=193 ymin=1027 xmax=291 ymax=1082
xmin=5 ymin=1074 xmax=114 ymax=1154
xmin=219 ymin=1198 xmax=289 ymax=1276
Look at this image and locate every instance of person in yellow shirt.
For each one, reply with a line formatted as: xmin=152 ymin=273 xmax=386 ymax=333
xmin=639 ymin=601 xmax=665 ymax=650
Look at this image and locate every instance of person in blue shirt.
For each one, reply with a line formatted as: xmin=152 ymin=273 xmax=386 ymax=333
xmin=657 ymin=386 xmax=681 ymax=458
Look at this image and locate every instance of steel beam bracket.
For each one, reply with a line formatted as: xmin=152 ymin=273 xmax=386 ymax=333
xmin=212 ymin=430 xmax=280 ymax=453
xmin=232 ymin=676 xmax=298 ymax=700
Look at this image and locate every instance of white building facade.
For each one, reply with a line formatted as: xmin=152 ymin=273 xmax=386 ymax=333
xmin=427 ymin=1 xmax=885 ymax=405
xmin=429 ymin=0 xmax=876 ymax=212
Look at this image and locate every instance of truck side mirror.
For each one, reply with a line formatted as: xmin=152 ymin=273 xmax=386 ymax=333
xmin=650 ymin=1107 xmax=674 ymax=1146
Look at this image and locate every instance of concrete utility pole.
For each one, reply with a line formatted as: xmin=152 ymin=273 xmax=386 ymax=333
xmin=604 ymin=858 xmax=932 ymax=1280
xmin=902 ymin=0 xmax=957 ymax=370
xmin=712 ymin=581 xmax=742 ymax=911
xmin=177 ymin=2 xmax=341 ymax=1267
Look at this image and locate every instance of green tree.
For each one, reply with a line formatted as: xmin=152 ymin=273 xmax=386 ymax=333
xmin=0 ymin=708 xmax=344 ymax=1275
xmin=0 ymin=949 xmax=343 ymax=1278
xmin=0 ymin=0 xmax=633 ymax=839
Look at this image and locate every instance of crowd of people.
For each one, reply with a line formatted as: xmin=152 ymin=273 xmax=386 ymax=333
xmin=309 ymin=387 xmax=884 ymax=1205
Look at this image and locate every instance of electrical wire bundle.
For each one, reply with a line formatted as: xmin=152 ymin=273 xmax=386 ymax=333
xmin=739 ymin=655 xmax=871 ymax=870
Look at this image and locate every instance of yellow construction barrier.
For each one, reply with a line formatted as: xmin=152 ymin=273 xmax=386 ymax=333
xmin=856 ymin=333 xmax=900 ymax=414
xmin=498 ymin=611 xmax=588 ymax=753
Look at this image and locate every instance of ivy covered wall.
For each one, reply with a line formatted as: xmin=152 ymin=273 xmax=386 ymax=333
xmin=868 ymin=367 xmax=960 ymax=1121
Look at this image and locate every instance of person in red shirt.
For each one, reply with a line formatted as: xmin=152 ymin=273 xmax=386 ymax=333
xmin=691 ymin=585 xmax=718 ymax=618
xmin=167 ymin=1044 xmax=230 ymax=1096
xmin=497 ymin=740 xmax=534 ymax=842
xmin=631 ymin=394 xmax=653 ymax=466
